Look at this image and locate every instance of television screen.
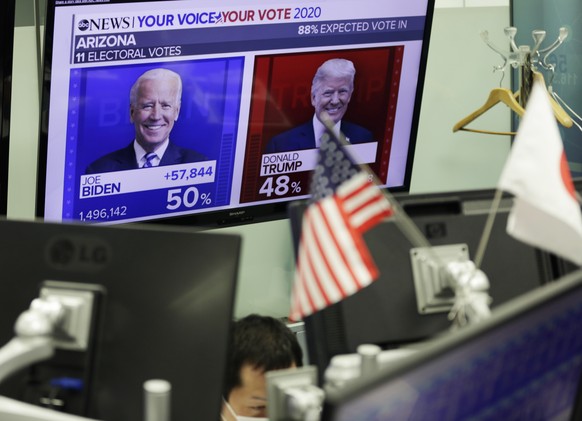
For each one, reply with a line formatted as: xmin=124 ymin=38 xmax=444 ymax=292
xmin=322 ymin=268 xmax=582 ymax=421
xmin=36 ymin=0 xmax=435 ymax=226
xmin=0 ymin=218 xmax=241 ymax=420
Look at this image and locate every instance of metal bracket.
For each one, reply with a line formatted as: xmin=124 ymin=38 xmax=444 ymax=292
xmin=266 ymin=365 xmax=322 ymax=421
xmin=410 ymin=244 xmax=469 ymax=315
xmin=38 ymin=285 xmax=95 ymax=351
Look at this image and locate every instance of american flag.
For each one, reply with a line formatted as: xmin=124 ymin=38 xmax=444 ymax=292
xmin=289 ymin=132 xmax=393 ymax=321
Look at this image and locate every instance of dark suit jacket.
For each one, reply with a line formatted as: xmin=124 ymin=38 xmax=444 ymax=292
xmin=85 ymin=141 xmax=207 ymax=174
xmin=264 ymin=120 xmax=375 ymax=153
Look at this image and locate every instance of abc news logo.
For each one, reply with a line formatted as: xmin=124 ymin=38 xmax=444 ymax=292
xmin=77 ymin=17 xmax=132 ymax=32
xmin=47 ymin=236 xmax=111 ymax=271
xmin=77 ymin=19 xmax=91 ymax=31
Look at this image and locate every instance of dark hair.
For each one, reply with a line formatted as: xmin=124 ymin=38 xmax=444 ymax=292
xmin=223 ymin=314 xmax=303 ymax=399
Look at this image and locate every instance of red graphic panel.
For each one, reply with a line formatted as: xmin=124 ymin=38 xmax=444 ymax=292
xmin=241 ymin=47 xmax=404 ymax=203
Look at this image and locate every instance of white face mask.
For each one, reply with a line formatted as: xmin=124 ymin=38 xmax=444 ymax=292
xmin=222 ymin=399 xmax=269 ymax=421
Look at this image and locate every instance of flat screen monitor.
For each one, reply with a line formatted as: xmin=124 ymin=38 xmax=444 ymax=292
xmin=0 ymin=0 xmax=16 ymax=215
xmin=288 ymin=188 xmax=556 ymax=376
xmin=35 ymin=0 xmax=435 ymax=227
xmin=0 ymin=218 xmax=241 ymax=421
xmin=549 ymin=178 xmax=582 ymax=279
xmin=322 ymin=267 xmax=582 ymax=421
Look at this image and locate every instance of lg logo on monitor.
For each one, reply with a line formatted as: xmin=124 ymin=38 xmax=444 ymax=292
xmin=46 ymin=236 xmax=111 ymax=271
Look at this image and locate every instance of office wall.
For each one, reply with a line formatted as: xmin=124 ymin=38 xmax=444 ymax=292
xmin=8 ymin=3 xmax=512 ymax=319
xmin=412 ymin=6 xmax=512 ymax=194
xmin=7 ymin=0 xmax=40 ymax=221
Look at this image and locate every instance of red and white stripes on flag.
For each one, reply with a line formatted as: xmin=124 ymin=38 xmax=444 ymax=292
xmin=289 ymin=172 xmax=392 ymax=321
xmin=343 ymin=173 xmax=394 ymax=232
xmin=498 ymin=79 xmax=582 ymax=266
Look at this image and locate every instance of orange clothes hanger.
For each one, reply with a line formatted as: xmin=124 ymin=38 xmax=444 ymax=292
xmin=453 ymin=73 xmax=573 ymax=135
xmin=531 ymin=71 xmax=573 ymax=128
xmin=453 ymin=88 xmax=525 ymax=136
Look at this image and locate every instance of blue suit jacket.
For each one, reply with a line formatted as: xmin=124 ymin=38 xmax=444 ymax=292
xmin=85 ymin=141 xmax=207 ymax=174
xmin=264 ymin=120 xmax=374 ymax=153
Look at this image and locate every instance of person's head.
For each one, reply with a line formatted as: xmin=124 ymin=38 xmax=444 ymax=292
xmin=311 ymin=58 xmax=355 ymax=125
xmin=222 ymin=314 xmax=303 ymax=420
xmin=129 ymin=68 xmax=182 ymax=152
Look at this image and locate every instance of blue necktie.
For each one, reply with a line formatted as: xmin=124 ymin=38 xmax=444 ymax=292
xmin=143 ymin=152 xmax=157 ymax=168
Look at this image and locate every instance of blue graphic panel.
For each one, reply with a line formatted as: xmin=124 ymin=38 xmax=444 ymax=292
xmin=63 ymin=58 xmax=244 ymax=222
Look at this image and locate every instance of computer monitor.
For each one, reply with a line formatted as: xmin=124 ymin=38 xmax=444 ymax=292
xmin=288 ymin=188 xmax=555 ymax=376
xmin=322 ymin=267 xmax=582 ymax=421
xmin=550 ymin=178 xmax=582 ymax=279
xmin=0 ymin=218 xmax=241 ymax=421
xmin=35 ymin=0 xmax=435 ymax=227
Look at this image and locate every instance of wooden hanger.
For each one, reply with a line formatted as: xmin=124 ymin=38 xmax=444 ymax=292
xmin=531 ymin=71 xmax=573 ymax=128
xmin=453 ymin=73 xmax=573 ymax=135
xmin=453 ymin=87 xmax=525 ymax=136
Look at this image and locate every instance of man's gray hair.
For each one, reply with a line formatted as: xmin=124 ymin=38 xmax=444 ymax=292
xmin=129 ymin=68 xmax=182 ymax=106
xmin=311 ymin=58 xmax=355 ymax=96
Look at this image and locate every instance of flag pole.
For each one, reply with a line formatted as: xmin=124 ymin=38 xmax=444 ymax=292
xmin=473 ymin=188 xmax=503 ymax=269
xmin=320 ymin=114 xmax=433 ymax=252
